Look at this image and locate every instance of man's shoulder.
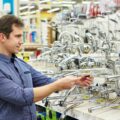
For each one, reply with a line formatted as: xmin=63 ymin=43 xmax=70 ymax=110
xmin=16 ymin=57 xmax=26 ymax=63
xmin=0 ymin=61 xmax=11 ymax=73
xmin=15 ymin=58 xmax=31 ymax=69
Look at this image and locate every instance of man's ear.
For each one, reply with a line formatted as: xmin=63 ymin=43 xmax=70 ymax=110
xmin=0 ymin=33 xmax=6 ymax=42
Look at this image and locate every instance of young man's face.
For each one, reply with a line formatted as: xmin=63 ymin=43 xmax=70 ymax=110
xmin=3 ymin=24 xmax=23 ymax=56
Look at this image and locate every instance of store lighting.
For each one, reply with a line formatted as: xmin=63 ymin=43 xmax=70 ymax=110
xmin=30 ymin=10 xmax=39 ymax=14
xmin=47 ymin=8 xmax=60 ymax=13
xmin=19 ymin=11 xmax=29 ymax=15
xmin=52 ymin=4 xmax=73 ymax=7
xmin=20 ymin=5 xmax=34 ymax=10
xmin=52 ymin=1 xmax=76 ymax=5
xmin=39 ymin=0 xmax=51 ymax=4
xmin=20 ymin=10 xmax=39 ymax=16
xmin=60 ymin=1 xmax=76 ymax=4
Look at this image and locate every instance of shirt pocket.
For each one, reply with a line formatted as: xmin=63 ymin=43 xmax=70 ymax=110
xmin=21 ymin=70 xmax=33 ymax=88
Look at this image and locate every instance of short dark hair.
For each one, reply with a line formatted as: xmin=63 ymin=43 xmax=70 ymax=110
xmin=0 ymin=15 xmax=24 ymax=38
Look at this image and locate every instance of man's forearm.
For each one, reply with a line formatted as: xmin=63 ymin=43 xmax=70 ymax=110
xmin=33 ymin=82 xmax=58 ymax=102
xmin=33 ymin=75 xmax=93 ymax=102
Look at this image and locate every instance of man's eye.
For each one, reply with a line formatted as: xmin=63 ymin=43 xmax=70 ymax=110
xmin=15 ymin=35 xmax=22 ymax=38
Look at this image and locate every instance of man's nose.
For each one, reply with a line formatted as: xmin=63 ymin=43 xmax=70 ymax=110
xmin=19 ymin=37 xmax=23 ymax=44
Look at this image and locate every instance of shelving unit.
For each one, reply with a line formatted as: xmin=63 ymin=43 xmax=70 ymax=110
xmin=22 ymin=43 xmax=43 ymax=51
xmin=19 ymin=0 xmax=51 ymax=47
xmin=19 ymin=0 xmax=77 ymax=50
xmin=19 ymin=0 xmax=42 ymax=51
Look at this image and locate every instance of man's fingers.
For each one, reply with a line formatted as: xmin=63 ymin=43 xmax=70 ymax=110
xmin=80 ymin=75 xmax=93 ymax=82
xmin=84 ymin=80 xmax=92 ymax=85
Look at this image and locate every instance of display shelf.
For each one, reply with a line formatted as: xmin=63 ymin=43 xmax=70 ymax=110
xmin=22 ymin=43 xmax=43 ymax=51
xmin=35 ymin=91 xmax=120 ymax=120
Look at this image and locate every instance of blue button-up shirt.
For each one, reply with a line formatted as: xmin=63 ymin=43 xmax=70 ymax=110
xmin=0 ymin=54 xmax=55 ymax=120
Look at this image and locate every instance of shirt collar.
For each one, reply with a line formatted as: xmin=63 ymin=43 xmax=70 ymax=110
xmin=0 ymin=54 xmax=17 ymax=63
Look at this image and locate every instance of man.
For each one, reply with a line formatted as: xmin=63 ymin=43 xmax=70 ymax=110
xmin=0 ymin=15 xmax=93 ymax=120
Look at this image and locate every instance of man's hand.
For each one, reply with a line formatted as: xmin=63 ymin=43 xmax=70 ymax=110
xmin=54 ymin=75 xmax=93 ymax=91
xmin=75 ymin=75 xmax=93 ymax=87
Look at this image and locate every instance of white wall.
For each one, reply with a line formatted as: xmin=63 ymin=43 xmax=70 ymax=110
xmin=0 ymin=0 xmax=3 ymax=16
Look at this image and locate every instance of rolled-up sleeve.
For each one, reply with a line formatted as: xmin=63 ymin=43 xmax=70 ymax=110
xmin=0 ymin=71 xmax=34 ymax=106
